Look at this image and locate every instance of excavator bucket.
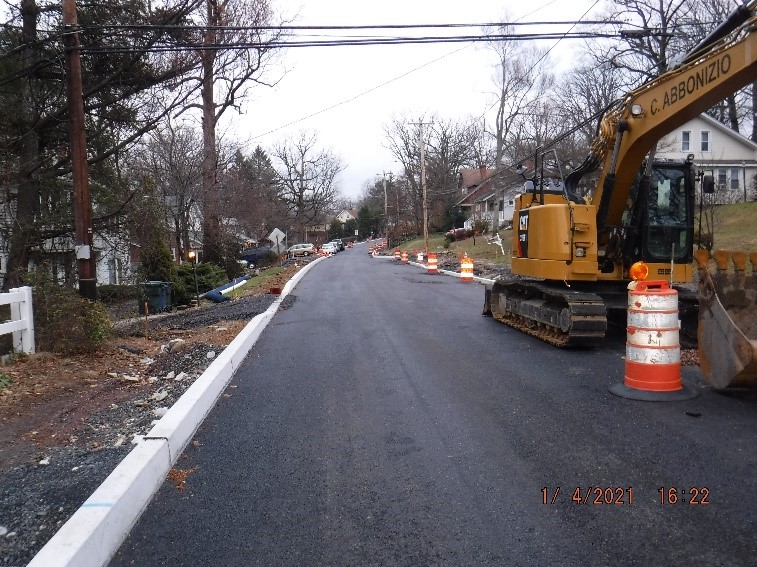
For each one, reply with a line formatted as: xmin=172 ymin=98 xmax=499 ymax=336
xmin=694 ymin=249 xmax=757 ymax=388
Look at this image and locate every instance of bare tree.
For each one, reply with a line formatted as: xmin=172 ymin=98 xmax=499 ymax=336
xmin=137 ymin=122 xmax=203 ymax=259
xmin=485 ymin=22 xmax=553 ymax=170
xmin=193 ymin=0 xmax=283 ymax=265
xmin=425 ymin=118 xmax=481 ymax=228
xmin=272 ymin=131 xmax=343 ymax=240
xmin=384 ymin=115 xmax=480 ymax=231
xmin=601 ymin=0 xmax=693 ymax=82
xmin=383 ymin=116 xmax=423 ymax=229
xmin=555 ymin=55 xmax=625 ymax=147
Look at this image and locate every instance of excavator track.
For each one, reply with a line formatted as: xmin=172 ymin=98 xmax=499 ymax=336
xmin=487 ymin=279 xmax=607 ymax=347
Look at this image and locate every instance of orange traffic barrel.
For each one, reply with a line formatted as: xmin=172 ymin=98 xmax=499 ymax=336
xmin=460 ymin=254 xmax=474 ymax=282
xmin=416 ymin=250 xmax=424 ymax=262
xmin=394 ymin=248 xmax=401 ymax=261
xmin=427 ymin=252 xmax=438 ymax=274
xmin=401 ymin=250 xmax=409 ymax=264
xmin=610 ymin=280 xmax=698 ymax=401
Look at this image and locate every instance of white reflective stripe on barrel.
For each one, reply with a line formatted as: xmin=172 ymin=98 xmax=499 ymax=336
xmin=626 ymin=327 xmax=680 ymax=348
xmin=627 ymin=310 xmax=680 ymax=329
xmin=628 ymin=292 xmax=678 ymax=311
xmin=626 ymin=344 xmax=681 ymax=364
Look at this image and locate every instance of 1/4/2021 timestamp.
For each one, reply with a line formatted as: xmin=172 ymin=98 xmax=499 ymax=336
xmin=541 ymin=487 xmax=711 ymax=505
xmin=541 ymin=487 xmax=634 ymax=505
xmin=658 ymin=487 xmax=710 ymax=505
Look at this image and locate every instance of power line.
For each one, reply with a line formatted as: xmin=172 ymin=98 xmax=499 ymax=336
xmin=75 ymin=20 xmax=624 ymax=33
xmin=76 ymin=32 xmax=621 ymax=54
xmin=249 ymin=46 xmax=466 ymax=139
xmin=247 ymin=2 xmax=609 ymax=145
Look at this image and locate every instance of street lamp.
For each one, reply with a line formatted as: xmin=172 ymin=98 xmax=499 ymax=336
xmin=187 ymin=250 xmax=200 ymax=306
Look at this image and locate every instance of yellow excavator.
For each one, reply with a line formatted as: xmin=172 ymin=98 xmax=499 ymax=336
xmin=483 ymin=1 xmax=757 ymax=388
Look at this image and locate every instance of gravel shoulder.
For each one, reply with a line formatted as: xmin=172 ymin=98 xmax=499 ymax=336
xmin=0 ymin=275 xmax=298 ymax=566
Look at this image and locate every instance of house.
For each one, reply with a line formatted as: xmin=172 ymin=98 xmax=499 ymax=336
xmin=335 ymin=209 xmax=357 ymax=224
xmin=0 ymin=192 xmax=134 ymax=288
xmin=457 ymin=167 xmax=520 ymax=230
xmin=457 ymin=167 xmax=495 ymax=229
xmin=657 ymin=113 xmax=757 ymax=203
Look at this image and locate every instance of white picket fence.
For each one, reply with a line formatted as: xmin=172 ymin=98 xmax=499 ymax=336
xmin=0 ymin=286 xmax=35 ymax=354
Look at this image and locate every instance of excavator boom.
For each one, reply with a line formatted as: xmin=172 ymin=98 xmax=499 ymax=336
xmin=590 ymin=8 xmax=757 ymax=230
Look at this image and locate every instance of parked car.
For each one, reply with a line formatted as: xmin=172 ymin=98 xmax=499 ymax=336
xmin=321 ymin=242 xmax=338 ymax=255
xmin=239 ymin=245 xmax=275 ymax=266
xmin=330 ymin=239 xmax=345 ymax=251
xmin=445 ymin=227 xmax=473 ymax=241
xmin=287 ymin=243 xmax=315 ymax=257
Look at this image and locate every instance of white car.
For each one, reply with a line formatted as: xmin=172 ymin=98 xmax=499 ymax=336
xmin=321 ymin=242 xmax=338 ymax=255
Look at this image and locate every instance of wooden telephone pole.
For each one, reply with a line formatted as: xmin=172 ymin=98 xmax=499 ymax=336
xmin=63 ymin=0 xmax=97 ymax=300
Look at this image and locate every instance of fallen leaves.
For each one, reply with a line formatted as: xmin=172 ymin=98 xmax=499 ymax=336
xmin=167 ymin=467 xmax=196 ymax=492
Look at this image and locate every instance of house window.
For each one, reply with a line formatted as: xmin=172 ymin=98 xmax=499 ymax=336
xmin=730 ymin=168 xmax=740 ymax=190
xmin=681 ymin=131 xmax=690 ymax=151
xmin=717 ymin=169 xmax=727 ymax=190
xmin=701 ymin=131 xmax=710 ymax=152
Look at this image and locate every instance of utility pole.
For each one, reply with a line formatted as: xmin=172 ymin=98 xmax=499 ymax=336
xmin=381 ymin=172 xmax=388 ymax=219
xmin=381 ymin=171 xmax=389 ymax=237
xmin=63 ymin=0 xmax=97 ymax=300
xmin=411 ymin=119 xmax=432 ymax=254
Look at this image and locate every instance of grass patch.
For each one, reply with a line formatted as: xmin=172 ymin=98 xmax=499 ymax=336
xmin=709 ymin=201 xmax=757 ymax=252
xmin=398 ymin=232 xmax=513 ymax=265
xmin=0 ymin=372 xmax=13 ymax=390
xmin=394 ymin=202 xmax=755 ymax=267
xmin=235 ymin=267 xmax=288 ymax=295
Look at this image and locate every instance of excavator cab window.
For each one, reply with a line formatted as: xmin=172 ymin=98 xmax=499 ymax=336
xmin=644 ymin=165 xmax=694 ymax=262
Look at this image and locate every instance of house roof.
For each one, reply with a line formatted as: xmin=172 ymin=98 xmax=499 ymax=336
xmin=336 ymin=209 xmax=357 ymax=220
xmin=456 ymin=167 xmax=527 ymax=206
xmin=457 ymin=167 xmax=497 ymax=206
xmin=458 ymin=167 xmax=496 ymax=188
xmin=695 ymin=113 xmax=757 ymax=151
xmin=458 ymin=183 xmax=495 ymax=207
xmin=474 ymin=189 xmax=499 ymax=203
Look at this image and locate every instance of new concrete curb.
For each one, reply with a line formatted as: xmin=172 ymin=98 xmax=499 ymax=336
xmin=393 ymin=257 xmax=496 ymax=285
xmin=28 ymin=258 xmax=324 ymax=567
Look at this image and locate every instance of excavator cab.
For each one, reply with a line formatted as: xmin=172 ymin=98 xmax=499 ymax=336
xmin=644 ymin=164 xmax=694 ymax=263
xmin=618 ymin=160 xmax=696 ymax=272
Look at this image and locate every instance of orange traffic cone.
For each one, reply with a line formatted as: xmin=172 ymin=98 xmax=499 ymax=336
xmin=460 ymin=254 xmax=474 ymax=282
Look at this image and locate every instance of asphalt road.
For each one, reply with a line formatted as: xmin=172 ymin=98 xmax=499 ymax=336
xmin=111 ymin=243 xmax=757 ymax=566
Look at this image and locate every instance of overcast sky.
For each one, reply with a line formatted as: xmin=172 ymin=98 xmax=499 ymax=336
xmin=231 ymin=0 xmax=602 ymax=202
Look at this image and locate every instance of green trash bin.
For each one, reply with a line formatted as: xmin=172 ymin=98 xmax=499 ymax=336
xmin=140 ymin=281 xmax=172 ymax=314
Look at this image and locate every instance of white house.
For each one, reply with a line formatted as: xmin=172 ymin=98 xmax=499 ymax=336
xmin=335 ymin=209 xmax=357 ymax=224
xmin=657 ymin=113 xmax=757 ymax=203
